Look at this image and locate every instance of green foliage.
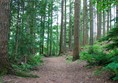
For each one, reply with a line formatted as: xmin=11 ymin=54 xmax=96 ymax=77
xmin=103 ymin=62 xmax=118 ymax=80
xmin=80 ymin=42 xmax=118 ymax=80
xmin=93 ymin=0 xmax=118 ymax=11
xmin=101 ymin=49 xmax=118 ymax=80
xmin=12 ymin=54 xmax=42 ymax=71
xmin=100 ymin=28 xmax=118 ymax=50
xmin=80 ymin=43 xmax=112 ymax=66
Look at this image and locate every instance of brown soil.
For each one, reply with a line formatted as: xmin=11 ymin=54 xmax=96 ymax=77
xmin=3 ymin=56 xmax=118 ymax=83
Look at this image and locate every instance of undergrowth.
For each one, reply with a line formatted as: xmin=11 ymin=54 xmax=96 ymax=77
xmin=80 ymin=41 xmax=118 ymax=80
xmin=12 ymin=53 xmax=43 ymax=71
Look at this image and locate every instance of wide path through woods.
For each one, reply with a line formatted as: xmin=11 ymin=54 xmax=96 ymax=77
xmin=3 ymin=56 xmax=117 ymax=83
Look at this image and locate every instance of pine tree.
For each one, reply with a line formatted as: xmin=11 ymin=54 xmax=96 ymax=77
xmin=73 ymin=0 xmax=81 ymax=61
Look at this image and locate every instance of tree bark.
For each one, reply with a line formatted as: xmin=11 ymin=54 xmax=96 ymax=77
xmin=103 ymin=11 xmax=106 ymax=36
xmin=107 ymin=10 xmax=110 ymax=33
xmin=73 ymin=0 xmax=81 ymax=61
xmin=116 ymin=5 xmax=118 ymax=25
xmin=97 ymin=1 xmax=102 ymax=40
xmin=0 ymin=0 xmax=12 ymax=73
xmin=83 ymin=0 xmax=88 ymax=46
xmin=59 ymin=0 xmax=64 ymax=54
xmin=89 ymin=0 xmax=94 ymax=45
xmin=63 ymin=0 xmax=67 ymax=52
xmin=69 ymin=0 xmax=72 ymax=49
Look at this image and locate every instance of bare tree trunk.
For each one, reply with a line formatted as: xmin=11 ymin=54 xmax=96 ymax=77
xmin=107 ymin=10 xmax=110 ymax=33
xmin=69 ymin=0 xmax=72 ymax=49
xmin=116 ymin=5 xmax=118 ymax=25
xmin=89 ymin=0 xmax=94 ymax=45
xmin=83 ymin=0 xmax=87 ymax=46
xmin=97 ymin=1 xmax=102 ymax=39
xmin=59 ymin=0 xmax=64 ymax=54
xmin=0 ymin=0 xmax=12 ymax=73
xmin=15 ymin=0 xmax=20 ymax=57
xmin=103 ymin=11 xmax=106 ymax=36
xmin=63 ymin=0 xmax=67 ymax=52
xmin=109 ymin=8 xmax=112 ymax=29
xmin=73 ymin=0 xmax=81 ymax=61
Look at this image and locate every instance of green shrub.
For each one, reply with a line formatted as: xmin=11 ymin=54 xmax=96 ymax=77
xmin=12 ymin=54 xmax=43 ymax=71
xmin=103 ymin=62 xmax=118 ymax=80
xmin=80 ymin=43 xmax=112 ymax=66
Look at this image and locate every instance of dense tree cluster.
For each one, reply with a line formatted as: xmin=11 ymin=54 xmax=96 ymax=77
xmin=0 ymin=0 xmax=118 ymax=80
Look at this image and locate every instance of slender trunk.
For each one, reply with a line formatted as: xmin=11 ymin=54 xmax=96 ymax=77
xmin=97 ymin=1 xmax=102 ymax=39
xmin=69 ymin=0 xmax=72 ymax=49
xmin=50 ymin=2 xmax=53 ymax=56
xmin=109 ymin=8 xmax=112 ymax=29
xmin=47 ymin=7 xmax=50 ymax=56
xmin=63 ymin=0 xmax=66 ymax=52
xmin=59 ymin=0 xmax=64 ymax=54
xmin=90 ymin=0 xmax=94 ymax=45
xmin=116 ymin=5 xmax=118 ymax=25
xmin=103 ymin=11 xmax=106 ymax=36
xmin=15 ymin=0 xmax=20 ymax=57
xmin=107 ymin=10 xmax=110 ymax=33
xmin=83 ymin=0 xmax=87 ymax=46
xmin=56 ymin=12 xmax=59 ymax=55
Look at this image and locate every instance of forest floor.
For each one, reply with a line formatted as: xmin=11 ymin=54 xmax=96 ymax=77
xmin=2 ymin=56 xmax=118 ymax=83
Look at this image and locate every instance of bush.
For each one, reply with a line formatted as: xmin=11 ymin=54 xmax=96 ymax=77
xmin=12 ymin=54 xmax=43 ymax=71
xmin=103 ymin=62 xmax=118 ymax=80
xmin=80 ymin=43 xmax=112 ymax=66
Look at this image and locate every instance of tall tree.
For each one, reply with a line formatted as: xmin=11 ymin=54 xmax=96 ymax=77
xmin=116 ymin=5 xmax=118 ymax=25
xmin=97 ymin=0 xmax=102 ymax=39
xmin=83 ymin=0 xmax=88 ymax=46
xmin=63 ymin=0 xmax=67 ymax=52
xmin=69 ymin=0 xmax=72 ymax=49
xmin=103 ymin=11 xmax=106 ymax=36
xmin=73 ymin=0 xmax=81 ymax=61
xmin=107 ymin=10 xmax=110 ymax=33
xmin=89 ymin=0 xmax=94 ymax=45
xmin=59 ymin=0 xmax=64 ymax=54
xmin=0 ymin=0 xmax=12 ymax=73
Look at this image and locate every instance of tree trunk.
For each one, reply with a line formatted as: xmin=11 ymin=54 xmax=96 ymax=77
xmin=59 ymin=0 xmax=64 ymax=54
xmin=103 ymin=11 xmax=106 ymax=36
xmin=107 ymin=10 xmax=110 ymax=33
xmin=89 ymin=0 xmax=94 ymax=45
xmin=0 ymin=0 xmax=12 ymax=73
xmin=116 ymin=5 xmax=118 ymax=25
xmin=50 ymin=1 xmax=53 ymax=56
xmin=97 ymin=1 xmax=102 ymax=40
xmin=83 ymin=0 xmax=87 ymax=46
xmin=63 ymin=0 xmax=67 ymax=52
xmin=69 ymin=0 xmax=72 ymax=49
xmin=73 ymin=0 xmax=81 ymax=61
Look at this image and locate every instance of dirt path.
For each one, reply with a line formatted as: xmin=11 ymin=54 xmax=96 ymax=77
xmin=3 ymin=56 xmax=117 ymax=83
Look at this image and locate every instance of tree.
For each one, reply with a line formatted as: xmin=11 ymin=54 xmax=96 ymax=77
xmin=63 ymin=0 xmax=67 ymax=52
xmin=73 ymin=0 xmax=81 ymax=61
xmin=97 ymin=0 xmax=102 ymax=39
xmin=107 ymin=10 xmax=110 ymax=33
xmin=89 ymin=0 xmax=94 ymax=46
xmin=59 ymin=0 xmax=64 ymax=54
xmin=0 ymin=0 xmax=12 ymax=73
xmin=69 ymin=0 xmax=72 ymax=49
xmin=103 ymin=11 xmax=106 ymax=36
xmin=83 ymin=0 xmax=88 ymax=46
xmin=116 ymin=5 xmax=118 ymax=25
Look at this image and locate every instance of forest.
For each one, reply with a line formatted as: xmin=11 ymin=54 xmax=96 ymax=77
xmin=0 ymin=0 xmax=118 ymax=83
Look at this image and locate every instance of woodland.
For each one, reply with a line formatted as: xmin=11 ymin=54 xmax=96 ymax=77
xmin=0 ymin=0 xmax=118 ymax=83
